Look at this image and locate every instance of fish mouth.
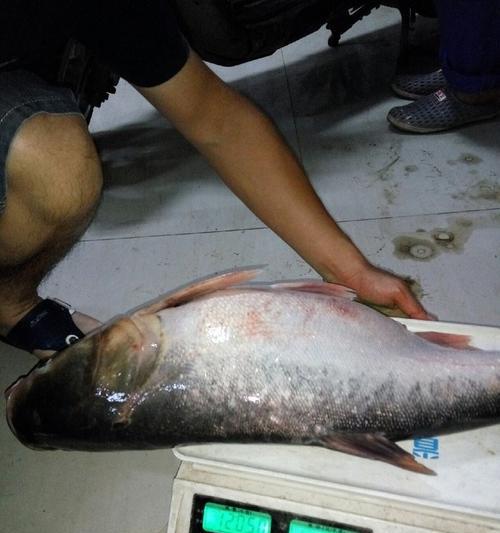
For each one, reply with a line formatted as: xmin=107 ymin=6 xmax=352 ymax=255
xmin=4 ymin=319 xmax=107 ymax=406
xmin=4 ymin=341 xmax=73 ymax=413
xmin=4 ymin=333 xmax=100 ymax=441
xmin=5 ymin=367 xmax=37 ymax=435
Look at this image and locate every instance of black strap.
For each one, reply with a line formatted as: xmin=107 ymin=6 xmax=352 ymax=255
xmin=5 ymin=300 xmax=84 ymax=353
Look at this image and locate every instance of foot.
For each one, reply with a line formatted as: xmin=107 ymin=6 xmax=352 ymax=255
xmin=1 ymin=299 xmax=101 ymax=359
xmin=391 ymin=69 xmax=447 ymax=100
xmin=387 ymin=87 xmax=500 ymax=133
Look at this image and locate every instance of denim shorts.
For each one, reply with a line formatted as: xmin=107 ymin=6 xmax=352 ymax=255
xmin=0 ymin=69 xmax=83 ymax=212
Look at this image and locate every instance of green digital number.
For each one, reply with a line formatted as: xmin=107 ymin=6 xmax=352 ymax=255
xmin=203 ymin=503 xmax=272 ymax=533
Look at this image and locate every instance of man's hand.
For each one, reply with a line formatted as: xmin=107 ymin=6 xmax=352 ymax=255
xmin=334 ymin=262 xmax=430 ymax=320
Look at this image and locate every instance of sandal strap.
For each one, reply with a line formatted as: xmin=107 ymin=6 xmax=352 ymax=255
xmin=4 ymin=299 xmax=84 ymax=353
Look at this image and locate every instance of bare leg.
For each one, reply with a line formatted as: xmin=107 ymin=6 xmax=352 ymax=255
xmin=0 ymin=113 xmax=103 ymax=355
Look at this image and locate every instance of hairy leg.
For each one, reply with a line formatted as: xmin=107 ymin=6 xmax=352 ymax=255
xmin=0 ymin=113 xmax=103 ymax=343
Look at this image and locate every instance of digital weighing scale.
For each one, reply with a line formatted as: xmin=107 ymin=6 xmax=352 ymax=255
xmin=167 ymin=319 xmax=500 ymax=533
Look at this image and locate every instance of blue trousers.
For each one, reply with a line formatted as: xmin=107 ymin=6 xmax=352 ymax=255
xmin=436 ymin=0 xmax=500 ymax=93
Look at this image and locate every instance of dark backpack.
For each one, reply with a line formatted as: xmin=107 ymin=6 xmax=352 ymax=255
xmin=170 ymin=0 xmax=436 ymax=66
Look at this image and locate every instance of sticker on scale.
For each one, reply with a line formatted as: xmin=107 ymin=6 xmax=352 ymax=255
xmin=412 ymin=437 xmax=440 ymax=460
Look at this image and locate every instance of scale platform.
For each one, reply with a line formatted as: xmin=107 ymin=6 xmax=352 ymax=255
xmin=167 ymin=320 xmax=500 ymax=533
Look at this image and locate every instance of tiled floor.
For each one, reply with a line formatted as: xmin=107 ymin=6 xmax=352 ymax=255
xmin=1 ymin=7 xmax=499 ymax=533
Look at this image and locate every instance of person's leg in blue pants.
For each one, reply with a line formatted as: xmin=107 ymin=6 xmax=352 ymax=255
xmin=437 ymin=0 xmax=500 ymax=96
xmin=387 ymin=0 xmax=500 ymax=133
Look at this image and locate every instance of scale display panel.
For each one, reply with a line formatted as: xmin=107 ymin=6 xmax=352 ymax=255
xmin=190 ymin=495 xmax=372 ymax=533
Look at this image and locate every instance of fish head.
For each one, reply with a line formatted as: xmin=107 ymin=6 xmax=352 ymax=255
xmin=5 ymin=312 xmax=164 ymax=446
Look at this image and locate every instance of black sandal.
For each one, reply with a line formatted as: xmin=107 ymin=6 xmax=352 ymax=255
xmin=387 ymin=87 xmax=500 ymax=133
xmin=3 ymin=299 xmax=85 ymax=353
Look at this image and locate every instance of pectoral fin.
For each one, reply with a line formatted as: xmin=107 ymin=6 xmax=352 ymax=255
xmin=318 ymin=433 xmax=435 ymax=475
xmin=414 ymin=331 xmax=473 ymax=350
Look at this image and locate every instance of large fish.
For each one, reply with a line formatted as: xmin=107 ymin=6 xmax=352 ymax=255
xmin=5 ymin=270 xmax=500 ymax=474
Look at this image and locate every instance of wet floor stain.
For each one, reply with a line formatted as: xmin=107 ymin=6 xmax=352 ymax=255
xmin=469 ymin=180 xmax=500 ymax=202
xmin=453 ymin=179 xmax=500 ymax=203
xmin=394 ymin=236 xmax=437 ymax=261
xmin=376 ymin=156 xmax=400 ymax=181
xmin=384 ymin=185 xmax=398 ymax=205
xmin=433 ymin=230 xmax=455 ymax=245
xmin=370 ymin=140 xmax=403 ymax=183
xmin=393 ymin=217 xmax=478 ymax=261
xmin=404 ymin=165 xmax=418 ymax=173
xmin=447 ymin=153 xmax=483 ymax=166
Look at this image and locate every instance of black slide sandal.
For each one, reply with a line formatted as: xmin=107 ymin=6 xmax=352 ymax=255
xmin=3 ymin=299 xmax=85 ymax=353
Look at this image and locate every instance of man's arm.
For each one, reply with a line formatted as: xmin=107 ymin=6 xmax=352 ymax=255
xmin=137 ymin=51 xmax=428 ymax=319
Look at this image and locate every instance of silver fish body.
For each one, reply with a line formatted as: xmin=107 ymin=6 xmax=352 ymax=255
xmin=5 ymin=271 xmax=500 ymax=474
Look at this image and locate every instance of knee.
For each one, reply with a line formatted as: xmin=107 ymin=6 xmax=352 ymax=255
xmin=5 ymin=113 xmax=103 ymax=226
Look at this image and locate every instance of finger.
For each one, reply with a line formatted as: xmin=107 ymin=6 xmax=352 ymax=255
xmin=395 ymin=287 xmax=429 ymax=320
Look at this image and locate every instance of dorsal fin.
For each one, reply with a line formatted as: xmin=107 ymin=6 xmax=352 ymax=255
xmin=135 ymin=268 xmax=262 ymax=315
xmin=268 ymin=280 xmax=357 ymax=300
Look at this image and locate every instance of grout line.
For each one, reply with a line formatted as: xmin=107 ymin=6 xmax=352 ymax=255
xmin=281 ymin=49 xmax=303 ymax=162
xmin=338 ymin=206 xmax=500 ymax=224
xmin=82 ymin=226 xmax=268 ymax=242
xmin=81 ymin=207 xmax=500 ymax=243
